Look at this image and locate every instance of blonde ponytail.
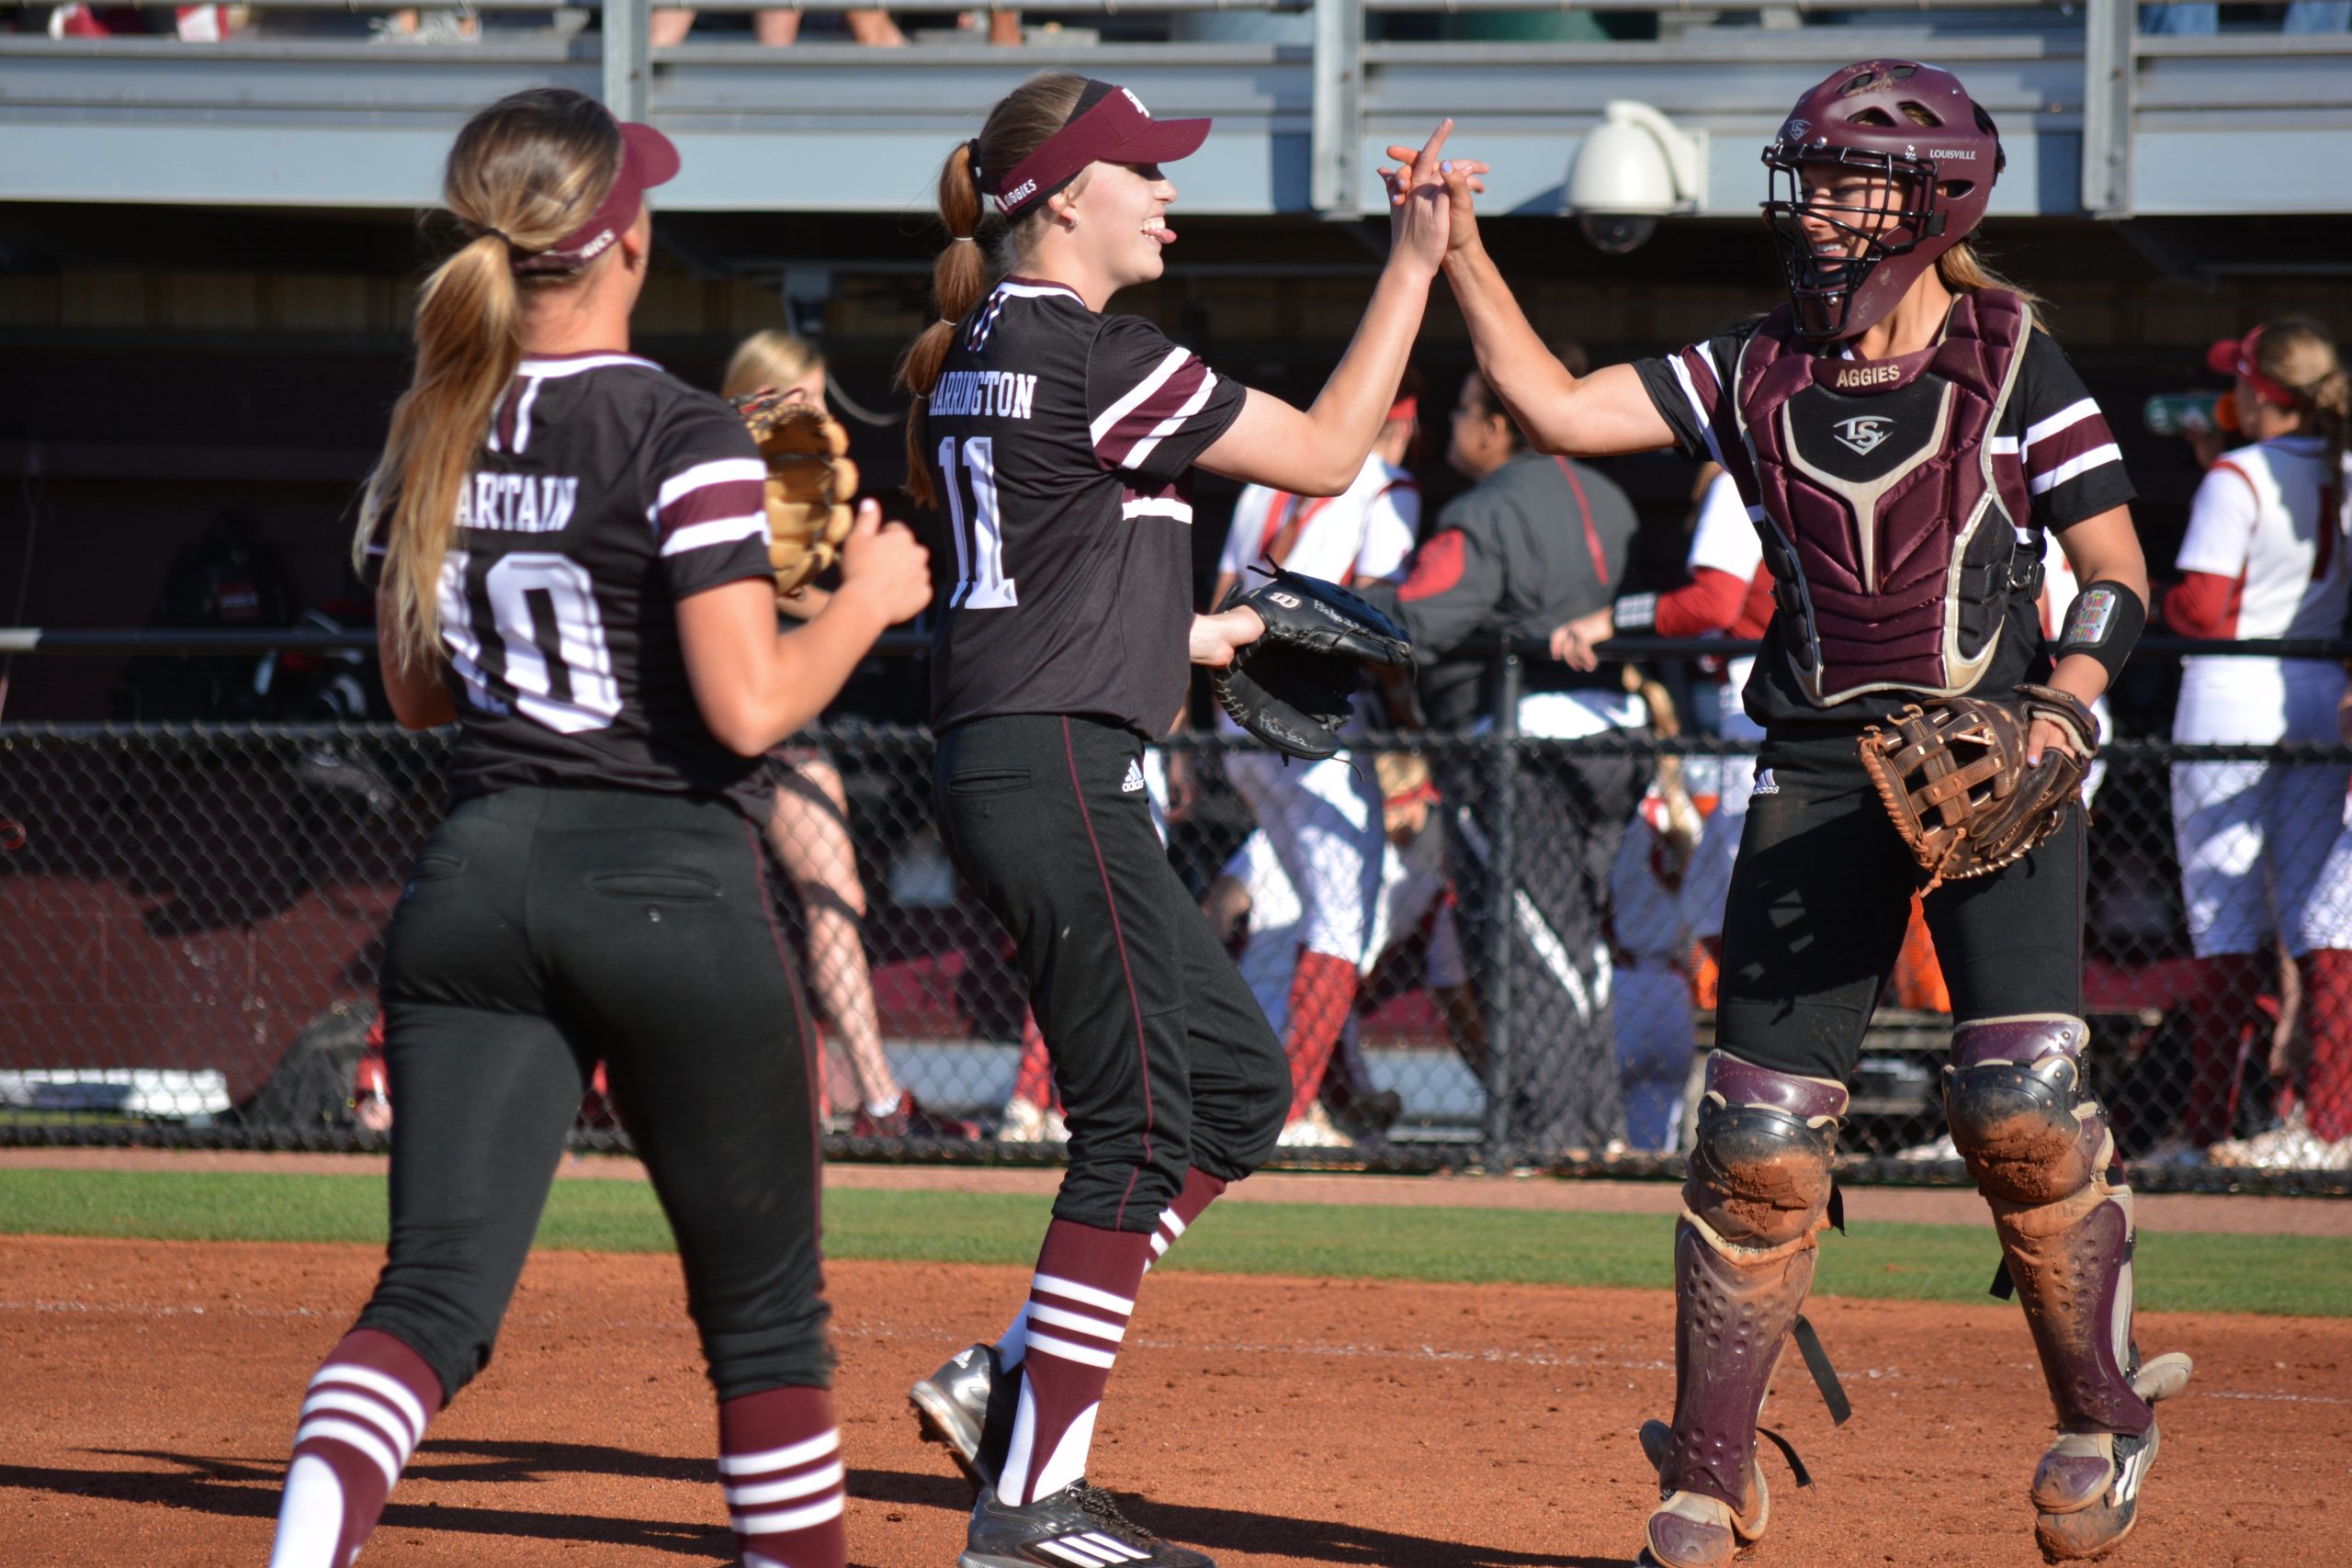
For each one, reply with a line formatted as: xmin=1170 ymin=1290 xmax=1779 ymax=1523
xmin=357 ymin=88 xmax=621 ymax=677
xmin=1938 ymin=238 xmax=2049 ymax=325
xmin=2251 ymin=316 xmax=2349 ymax=482
xmin=897 ymin=71 xmax=1091 ymax=508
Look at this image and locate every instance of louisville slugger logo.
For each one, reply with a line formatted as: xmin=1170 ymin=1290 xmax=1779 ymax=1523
xmin=1833 ymin=416 xmax=1894 ymax=455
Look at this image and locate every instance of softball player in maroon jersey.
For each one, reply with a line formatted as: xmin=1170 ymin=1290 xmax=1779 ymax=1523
xmin=1390 ymin=58 xmax=2190 ymax=1568
xmin=262 ymin=88 xmax=930 ymax=1568
xmin=895 ymin=72 xmax=1453 ymax=1568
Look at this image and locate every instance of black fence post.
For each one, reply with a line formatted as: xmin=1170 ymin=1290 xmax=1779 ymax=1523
xmin=1483 ymin=651 xmax=1521 ymax=1168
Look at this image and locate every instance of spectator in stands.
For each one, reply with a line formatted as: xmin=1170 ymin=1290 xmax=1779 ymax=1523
xmin=721 ymin=329 xmax=974 ymax=1140
xmin=1359 ymin=350 xmax=1649 ymax=1155
xmin=2166 ymin=317 xmax=2352 ymax=1166
xmin=2142 ymin=1 xmax=2346 ymax=30
xmin=650 ymin=5 xmax=1027 ymax=46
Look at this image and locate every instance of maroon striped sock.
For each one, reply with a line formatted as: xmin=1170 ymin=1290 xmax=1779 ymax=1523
xmin=1001 ymin=1220 xmax=1154 ymax=1506
xmin=719 ymin=1384 xmax=846 ymax=1568
xmin=267 ymin=1328 xmax=443 ymax=1568
xmin=1146 ymin=1166 xmax=1227 ymax=1269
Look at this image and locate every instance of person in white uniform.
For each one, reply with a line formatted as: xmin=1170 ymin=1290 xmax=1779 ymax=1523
xmin=1211 ymin=392 xmax=1421 ymax=1143
xmin=1204 ymin=753 xmax=1468 ymax=1144
xmin=2164 ymin=318 xmax=2352 ymax=1156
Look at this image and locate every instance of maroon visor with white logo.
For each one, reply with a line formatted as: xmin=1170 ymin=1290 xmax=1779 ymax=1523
xmin=514 ymin=119 xmax=682 ymax=275
xmin=977 ymin=79 xmax=1210 ymax=220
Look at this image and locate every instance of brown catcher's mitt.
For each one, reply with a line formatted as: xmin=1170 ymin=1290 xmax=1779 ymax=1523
xmin=1857 ymin=683 xmax=2099 ymax=891
xmin=731 ymin=389 xmax=858 ymax=600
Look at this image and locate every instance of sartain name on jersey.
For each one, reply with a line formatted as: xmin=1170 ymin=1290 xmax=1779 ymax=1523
xmin=932 ymin=369 xmax=1040 ymax=421
xmin=458 ymin=472 xmax=581 ymax=534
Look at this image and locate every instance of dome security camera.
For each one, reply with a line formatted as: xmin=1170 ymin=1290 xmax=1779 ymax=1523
xmin=1564 ymin=101 xmax=1703 ymax=254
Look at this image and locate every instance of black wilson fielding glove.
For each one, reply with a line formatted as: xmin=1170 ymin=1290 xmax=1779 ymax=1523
xmin=1212 ymin=564 xmax=1413 ymax=762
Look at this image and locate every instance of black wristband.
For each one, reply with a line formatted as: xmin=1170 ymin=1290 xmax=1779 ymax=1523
xmin=2053 ymin=580 xmax=2145 ymax=687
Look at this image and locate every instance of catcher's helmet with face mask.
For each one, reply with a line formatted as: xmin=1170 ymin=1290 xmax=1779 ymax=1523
xmin=1761 ymin=60 xmax=2006 ymax=343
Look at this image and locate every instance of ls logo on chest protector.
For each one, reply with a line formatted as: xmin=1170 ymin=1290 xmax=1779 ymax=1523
xmin=1832 ymin=415 xmax=1895 ymax=456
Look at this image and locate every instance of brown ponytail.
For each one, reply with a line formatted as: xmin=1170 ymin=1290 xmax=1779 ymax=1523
xmin=358 ymin=87 xmax=622 ymax=676
xmin=2250 ymin=315 xmax=2350 ymax=481
xmin=897 ymin=71 xmax=1090 ymax=507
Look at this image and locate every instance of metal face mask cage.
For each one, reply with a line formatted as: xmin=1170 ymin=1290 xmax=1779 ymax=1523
xmin=1761 ymin=143 xmax=1945 ymax=342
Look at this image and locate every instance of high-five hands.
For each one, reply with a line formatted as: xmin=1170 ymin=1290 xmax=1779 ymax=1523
xmin=1381 ymin=127 xmax=1490 ymax=265
xmin=1382 ymin=120 xmax=1478 ymax=274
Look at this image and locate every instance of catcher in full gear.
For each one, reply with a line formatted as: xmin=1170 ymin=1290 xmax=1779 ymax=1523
xmin=1389 ymin=59 xmax=2188 ymax=1568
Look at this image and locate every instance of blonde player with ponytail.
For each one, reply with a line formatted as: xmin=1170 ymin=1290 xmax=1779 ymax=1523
xmin=898 ymin=72 xmax=1455 ymax=1568
xmin=267 ymin=88 xmax=930 ymax=1568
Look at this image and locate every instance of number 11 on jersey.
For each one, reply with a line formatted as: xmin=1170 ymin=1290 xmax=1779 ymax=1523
xmin=940 ymin=435 xmax=1017 ymax=609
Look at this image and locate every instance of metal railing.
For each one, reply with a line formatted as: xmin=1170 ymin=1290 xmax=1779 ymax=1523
xmin=6 ymin=629 xmax=2351 ymax=1193
xmin=6 ymin=0 xmax=2349 ymax=220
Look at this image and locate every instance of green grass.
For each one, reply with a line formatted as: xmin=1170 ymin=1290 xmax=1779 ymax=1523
xmin=3 ymin=1168 xmax=2344 ymax=1316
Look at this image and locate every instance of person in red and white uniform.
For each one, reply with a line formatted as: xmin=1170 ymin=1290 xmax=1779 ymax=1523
xmin=1212 ymin=391 xmax=1421 ymax=1145
xmin=1608 ymin=780 xmax=1703 ymax=1152
xmin=2165 ymin=318 xmax=2352 ymax=1159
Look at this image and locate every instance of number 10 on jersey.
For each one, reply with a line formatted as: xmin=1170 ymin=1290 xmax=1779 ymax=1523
xmin=940 ymin=436 xmax=1017 ymax=609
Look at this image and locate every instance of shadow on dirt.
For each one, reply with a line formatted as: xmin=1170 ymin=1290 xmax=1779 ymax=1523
xmin=3 ymin=1450 xmax=1623 ymax=1566
xmin=851 ymin=1465 xmax=1623 ymax=1568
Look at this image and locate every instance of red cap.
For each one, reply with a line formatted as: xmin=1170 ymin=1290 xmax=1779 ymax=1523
xmin=977 ymin=80 xmax=1209 ymax=220
xmin=2207 ymin=328 xmax=2301 ymax=411
xmin=514 ymin=119 xmax=681 ymax=275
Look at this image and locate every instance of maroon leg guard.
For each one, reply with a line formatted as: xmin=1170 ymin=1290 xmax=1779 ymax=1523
xmin=1645 ymin=1054 xmax=1848 ymax=1568
xmin=1945 ymin=1015 xmax=2192 ymax=1560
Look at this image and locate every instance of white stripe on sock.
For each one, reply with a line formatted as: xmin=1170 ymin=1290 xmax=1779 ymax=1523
xmin=1158 ymin=1210 xmax=1188 ymax=1240
xmin=308 ymin=1363 xmax=428 ymax=1445
xmin=1030 ymin=1273 xmax=1136 ymax=1315
xmin=1148 ymin=1234 xmax=1171 ymax=1258
xmin=726 ymin=1460 xmax=845 ymax=1507
xmin=299 ymin=1389 xmax=416 ymax=1465
xmin=1023 ymin=1301 xmax=1128 ymax=1342
xmin=729 ymin=1491 xmax=846 ymax=1536
xmin=291 ymin=1416 xmax=401 ymax=1491
xmin=718 ymin=1430 xmax=839 ymax=1476
xmin=1023 ymin=1330 xmax=1119 ymax=1369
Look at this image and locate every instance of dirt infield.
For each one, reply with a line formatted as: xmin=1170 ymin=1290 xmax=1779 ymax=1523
xmin=4 ymin=1235 xmax=2343 ymax=1567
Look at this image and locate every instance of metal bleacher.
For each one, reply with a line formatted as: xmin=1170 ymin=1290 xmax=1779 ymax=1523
xmin=3 ymin=0 xmax=2349 ymax=220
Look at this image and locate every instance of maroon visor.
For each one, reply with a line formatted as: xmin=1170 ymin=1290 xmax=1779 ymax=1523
xmin=978 ymin=79 xmax=1210 ymax=220
xmin=2207 ymin=328 xmax=2301 ymax=412
xmin=514 ymin=119 xmax=682 ymax=275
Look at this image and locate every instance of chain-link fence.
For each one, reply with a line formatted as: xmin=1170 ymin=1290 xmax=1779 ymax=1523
xmin=5 ymin=664 xmax=2351 ymax=1192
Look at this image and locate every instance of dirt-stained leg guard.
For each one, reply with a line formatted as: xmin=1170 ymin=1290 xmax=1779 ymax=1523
xmin=1643 ymin=1053 xmax=1848 ymax=1568
xmin=1945 ymin=1015 xmax=2194 ymax=1562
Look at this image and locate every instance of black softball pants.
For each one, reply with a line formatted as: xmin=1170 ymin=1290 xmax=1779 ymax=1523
xmin=358 ymin=786 xmax=830 ymax=1405
xmin=934 ymin=715 xmax=1288 ymax=1233
xmin=1714 ymin=733 xmax=2085 ymax=1082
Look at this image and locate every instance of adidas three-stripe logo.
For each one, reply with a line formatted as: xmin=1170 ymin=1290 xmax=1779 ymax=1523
xmin=1121 ymin=759 xmax=1146 ymax=794
xmin=1031 ymin=1529 xmax=1153 ymax=1565
xmin=2110 ymin=1436 xmax=2154 ymax=1506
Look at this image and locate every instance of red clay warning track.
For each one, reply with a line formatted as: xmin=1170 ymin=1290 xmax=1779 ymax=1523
xmin=3 ymin=1235 xmax=2344 ymax=1567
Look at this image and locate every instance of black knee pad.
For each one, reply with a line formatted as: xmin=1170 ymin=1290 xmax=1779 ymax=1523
xmin=1685 ymin=1053 xmax=1849 ymax=1252
xmin=1944 ymin=1015 xmax=2105 ymax=1205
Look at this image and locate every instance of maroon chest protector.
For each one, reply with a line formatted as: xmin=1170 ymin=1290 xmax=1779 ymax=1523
xmin=1734 ymin=289 xmax=2038 ymax=705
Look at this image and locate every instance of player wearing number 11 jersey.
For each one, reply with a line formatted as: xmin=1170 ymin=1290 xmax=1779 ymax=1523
xmin=895 ymin=72 xmax=1457 ymax=1568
